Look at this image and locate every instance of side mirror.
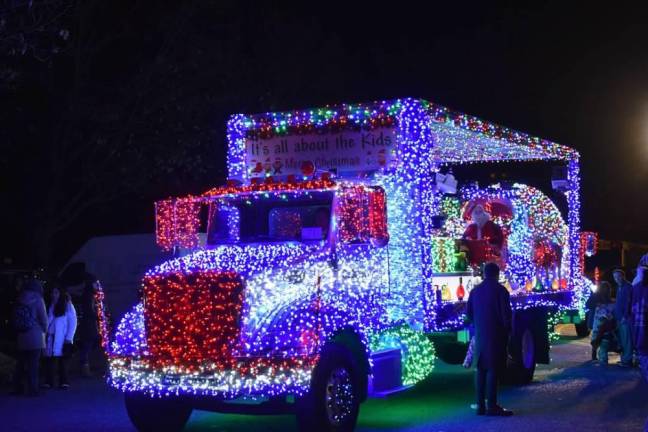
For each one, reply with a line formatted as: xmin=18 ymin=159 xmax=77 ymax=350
xmin=581 ymin=231 xmax=598 ymax=257
xmin=155 ymin=198 xmax=202 ymax=251
xmin=338 ymin=186 xmax=389 ymax=247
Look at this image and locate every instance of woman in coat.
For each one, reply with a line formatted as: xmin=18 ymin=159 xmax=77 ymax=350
xmin=11 ymin=279 xmax=48 ymax=396
xmin=44 ymin=286 xmax=77 ymax=389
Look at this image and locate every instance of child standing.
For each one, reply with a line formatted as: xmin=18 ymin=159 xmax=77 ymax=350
xmin=44 ymin=287 xmax=77 ymax=389
xmin=590 ymin=281 xmax=617 ymax=365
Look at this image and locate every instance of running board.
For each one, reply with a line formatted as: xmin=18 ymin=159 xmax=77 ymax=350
xmin=368 ymin=348 xmax=411 ymax=398
xmin=189 ymin=396 xmax=295 ymax=415
xmin=370 ymin=384 xmax=413 ymax=398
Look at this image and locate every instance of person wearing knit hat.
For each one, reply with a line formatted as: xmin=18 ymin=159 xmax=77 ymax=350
xmin=613 ymin=268 xmax=634 ymax=367
xmin=22 ymin=279 xmax=44 ymax=296
xmin=11 ymin=279 xmax=48 ymax=396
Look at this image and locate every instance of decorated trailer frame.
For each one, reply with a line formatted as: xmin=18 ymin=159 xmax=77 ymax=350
xmin=106 ymin=98 xmax=591 ymax=432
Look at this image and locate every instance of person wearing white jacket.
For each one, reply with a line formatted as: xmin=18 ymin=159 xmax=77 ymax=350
xmin=44 ymin=287 xmax=77 ymax=389
xmin=633 ymin=253 xmax=648 ymax=285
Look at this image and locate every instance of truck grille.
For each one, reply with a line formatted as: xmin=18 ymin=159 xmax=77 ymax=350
xmin=142 ymin=270 xmax=243 ymax=371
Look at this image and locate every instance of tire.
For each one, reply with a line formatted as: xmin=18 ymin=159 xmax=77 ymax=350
xmin=575 ymin=321 xmax=590 ymax=338
xmin=434 ymin=340 xmax=470 ymax=365
xmin=124 ymin=391 xmax=193 ymax=432
xmin=506 ymin=328 xmax=536 ymax=385
xmin=296 ymin=344 xmax=361 ymax=432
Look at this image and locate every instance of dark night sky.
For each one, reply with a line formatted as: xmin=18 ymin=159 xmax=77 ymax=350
xmin=2 ymin=2 xmax=648 ymax=268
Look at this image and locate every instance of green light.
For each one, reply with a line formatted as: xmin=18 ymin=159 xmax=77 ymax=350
xmin=369 ymin=326 xmax=435 ymax=386
xmin=441 ymin=196 xmax=461 ymax=220
xmin=548 ymin=311 xmax=562 ymax=343
xmin=430 ymin=237 xmax=456 ymax=273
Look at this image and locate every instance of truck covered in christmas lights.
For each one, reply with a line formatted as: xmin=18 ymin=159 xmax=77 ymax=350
xmin=107 ymin=98 xmax=592 ymax=432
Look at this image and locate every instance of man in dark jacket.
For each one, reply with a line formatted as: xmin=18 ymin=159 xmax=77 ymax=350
xmin=78 ymin=274 xmax=100 ymax=377
xmin=466 ymin=262 xmax=513 ymax=416
xmin=613 ymin=269 xmax=633 ymax=366
xmin=11 ymin=279 xmax=48 ymax=396
xmin=631 ymin=267 xmax=648 ymax=365
xmin=630 ymin=266 xmax=648 ymax=432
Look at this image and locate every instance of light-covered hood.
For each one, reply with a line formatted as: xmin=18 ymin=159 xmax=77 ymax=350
xmin=147 ymin=241 xmax=326 ymax=278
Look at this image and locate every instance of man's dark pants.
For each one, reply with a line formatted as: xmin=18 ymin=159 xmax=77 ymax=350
xmin=78 ymin=336 xmax=98 ymax=367
xmin=476 ymin=367 xmax=498 ymax=409
xmin=639 ymin=355 xmax=648 ymax=432
xmin=46 ymin=356 xmax=69 ymax=386
xmin=12 ymin=349 xmax=41 ymax=394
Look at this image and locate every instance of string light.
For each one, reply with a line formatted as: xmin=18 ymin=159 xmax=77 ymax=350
xmin=430 ymin=237 xmax=456 ymax=273
xmin=95 ymin=286 xmax=111 ymax=353
xmin=143 ymin=271 xmax=244 ymax=372
xmin=111 ymin=303 xmax=148 ymax=357
xmin=580 ymin=231 xmax=599 ymax=273
xmin=457 ymin=183 xmax=570 ymax=293
xmin=155 ymin=198 xmax=202 ymax=251
xmin=547 ymin=311 xmax=562 ymax=343
xmin=369 ymin=326 xmax=435 ymax=386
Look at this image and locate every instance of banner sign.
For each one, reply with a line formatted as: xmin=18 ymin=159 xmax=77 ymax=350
xmin=244 ymin=128 xmax=398 ymax=177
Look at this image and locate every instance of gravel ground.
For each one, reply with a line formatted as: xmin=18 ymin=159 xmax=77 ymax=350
xmin=1 ymin=333 xmax=646 ymax=432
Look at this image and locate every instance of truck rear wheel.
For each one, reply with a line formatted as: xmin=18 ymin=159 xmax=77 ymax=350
xmin=296 ymin=344 xmax=361 ymax=432
xmin=575 ymin=321 xmax=590 ymax=338
xmin=506 ymin=328 xmax=536 ymax=385
xmin=125 ymin=392 xmax=192 ymax=432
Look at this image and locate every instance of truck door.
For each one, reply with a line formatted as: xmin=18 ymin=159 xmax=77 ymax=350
xmin=334 ymin=186 xmax=390 ymax=302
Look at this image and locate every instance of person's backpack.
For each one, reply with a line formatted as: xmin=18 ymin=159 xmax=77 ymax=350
xmin=12 ymin=303 xmax=35 ymax=333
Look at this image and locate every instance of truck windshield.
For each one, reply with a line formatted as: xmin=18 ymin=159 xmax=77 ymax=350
xmin=207 ymin=191 xmax=333 ymax=245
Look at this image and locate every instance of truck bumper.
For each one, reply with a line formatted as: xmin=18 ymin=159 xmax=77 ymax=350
xmin=107 ymin=356 xmax=316 ymax=401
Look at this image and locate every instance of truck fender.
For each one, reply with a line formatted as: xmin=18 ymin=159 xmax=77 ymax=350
xmin=330 ymin=327 xmax=370 ymax=401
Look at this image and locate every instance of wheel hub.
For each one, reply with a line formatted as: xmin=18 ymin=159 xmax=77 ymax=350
xmin=325 ymin=367 xmax=354 ymax=426
xmin=522 ymin=329 xmax=535 ymax=369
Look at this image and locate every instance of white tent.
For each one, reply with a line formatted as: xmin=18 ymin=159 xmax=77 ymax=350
xmin=64 ymin=234 xmax=171 ymax=320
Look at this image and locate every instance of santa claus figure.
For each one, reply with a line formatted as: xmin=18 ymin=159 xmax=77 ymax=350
xmin=462 ymin=204 xmax=505 ymax=268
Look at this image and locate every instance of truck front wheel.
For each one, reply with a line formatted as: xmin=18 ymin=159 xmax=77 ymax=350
xmin=124 ymin=391 xmax=192 ymax=432
xmin=296 ymin=344 xmax=361 ymax=432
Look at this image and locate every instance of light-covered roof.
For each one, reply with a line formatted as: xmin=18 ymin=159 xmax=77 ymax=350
xmin=227 ymin=98 xmax=578 ymax=180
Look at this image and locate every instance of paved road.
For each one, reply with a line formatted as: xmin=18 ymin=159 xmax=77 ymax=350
xmin=1 ymin=335 xmax=646 ymax=432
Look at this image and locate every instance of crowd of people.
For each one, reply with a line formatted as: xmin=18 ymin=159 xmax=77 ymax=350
xmin=584 ymin=259 xmax=648 ymax=431
xmin=465 ymin=255 xmax=648 ymax=419
xmin=587 ymin=262 xmax=648 ymax=371
xmin=7 ymin=255 xmax=648 ymax=428
xmin=9 ymin=275 xmax=102 ymax=396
